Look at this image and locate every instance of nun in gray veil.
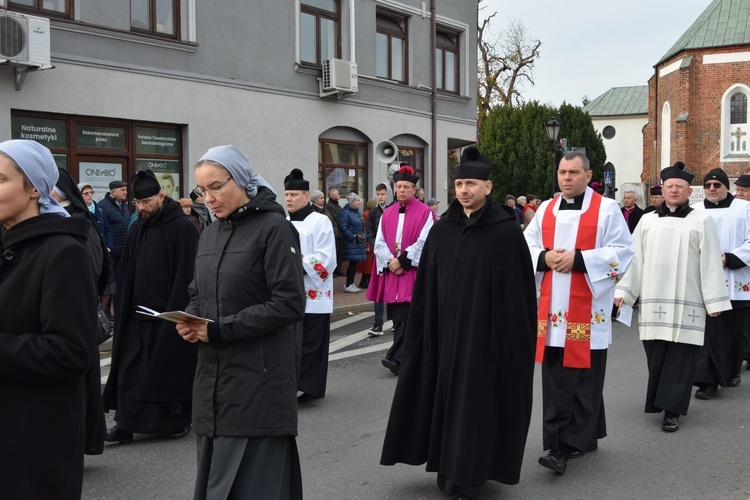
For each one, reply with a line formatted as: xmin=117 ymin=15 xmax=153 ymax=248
xmin=176 ymin=145 xmax=306 ymax=500
xmin=0 ymin=139 xmax=99 ymax=499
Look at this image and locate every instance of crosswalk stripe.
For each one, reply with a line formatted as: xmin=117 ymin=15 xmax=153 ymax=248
xmin=329 ymin=342 xmax=392 ymax=361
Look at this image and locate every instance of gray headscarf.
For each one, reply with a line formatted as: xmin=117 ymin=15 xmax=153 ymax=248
xmin=0 ymin=139 xmax=69 ymax=218
xmin=197 ymin=145 xmax=275 ymax=197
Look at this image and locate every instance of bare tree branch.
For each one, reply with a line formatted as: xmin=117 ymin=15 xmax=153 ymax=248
xmin=477 ymin=1 xmax=541 ymax=117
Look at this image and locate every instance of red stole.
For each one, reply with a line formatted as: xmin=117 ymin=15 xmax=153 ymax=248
xmin=536 ymin=192 xmax=603 ymax=368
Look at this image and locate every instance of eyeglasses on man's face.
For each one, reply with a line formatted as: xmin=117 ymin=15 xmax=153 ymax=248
xmin=132 ymin=195 xmax=159 ymax=207
xmin=193 ymin=177 xmax=233 ymax=198
xmin=704 ymin=182 xmax=723 ymax=190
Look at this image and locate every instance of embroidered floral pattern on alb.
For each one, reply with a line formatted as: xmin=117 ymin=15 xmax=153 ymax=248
xmin=606 ymin=261 xmax=621 ymax=283
xmin=549 ymin=309 xmax=569 ymax=328
xmin=308 ymin=256 xmax=330 ymax=281
xmin=734 ymin=281 xmax=750 ymax=293
xmin=592 ymin=308 xmax=608 ymax=325
xmin=307 ymin=289 xmax=332 ymax=300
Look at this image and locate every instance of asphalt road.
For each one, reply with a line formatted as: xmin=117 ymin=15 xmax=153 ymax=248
xmin=87 ymin=310 xmax=750 ymax=499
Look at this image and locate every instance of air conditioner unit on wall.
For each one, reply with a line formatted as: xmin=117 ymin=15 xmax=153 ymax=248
xmin=322 ymin=58 xmax=358 ymax=94
xmin=0 ymin=10 xmax=52 ymax=69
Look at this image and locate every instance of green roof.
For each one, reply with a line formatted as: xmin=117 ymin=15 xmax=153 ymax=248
xmin=583 ymin=86 xmax=649 ymax=116
xmin=658 ymin=0 xmax=750 ymax=65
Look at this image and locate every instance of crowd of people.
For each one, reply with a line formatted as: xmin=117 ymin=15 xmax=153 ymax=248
xmin=2 ymin=138 xmax=750 ymax=500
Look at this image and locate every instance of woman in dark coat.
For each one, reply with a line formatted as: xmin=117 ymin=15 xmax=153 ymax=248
xmin=176 ymin=145 xmax=306 ymax=500
xmin=339 ymin=192 xmax=367 ymax=292
xmin=0 ymin=139 xmax=98 ymax=500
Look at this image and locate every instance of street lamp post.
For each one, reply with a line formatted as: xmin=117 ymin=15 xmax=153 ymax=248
xmin=545 ymin=117 xmax=561 ymax=198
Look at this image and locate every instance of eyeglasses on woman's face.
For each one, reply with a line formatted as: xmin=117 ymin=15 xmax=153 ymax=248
xmin=193 ymin=177 xmax=233 ymax=199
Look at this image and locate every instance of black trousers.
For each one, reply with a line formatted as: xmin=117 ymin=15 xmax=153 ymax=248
xmin=643 ymin=340 xmax=699 ymax=416
xmin=296 ymin=313 xmax=331 ymax=397
xmin=541 ymin=346 xmax=607 ymax=453
xmin=695 ymin=309 xmax=742 ymax=387
xmin=385 ymin=302 xmax=410 ymax=363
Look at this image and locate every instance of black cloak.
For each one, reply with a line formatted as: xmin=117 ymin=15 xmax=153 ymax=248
xmin=102 ymin=197 xmax=199 ymax=433
xmin=380 ymin=196 xmax=537 ymax=487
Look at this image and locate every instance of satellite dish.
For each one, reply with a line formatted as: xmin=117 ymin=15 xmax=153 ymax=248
xmin=376 ymin=141 xmax=398 ymax=164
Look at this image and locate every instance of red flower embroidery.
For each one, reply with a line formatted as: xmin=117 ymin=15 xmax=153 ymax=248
xmin=743 ymin=285 xmax=749 ymax=292
xmin=308 ymin=290 xmax=317 ymax=300
xmin=313 ymin=263 xmax=324 ymax=272
xmin=551 ymin=314 xmax=558 ymax=322
xmin=320 ymin=271 xmax=329 ymax=280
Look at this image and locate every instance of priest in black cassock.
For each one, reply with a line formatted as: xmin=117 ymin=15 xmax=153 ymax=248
xmin=380 ymin=147 xmax=537 ymax=499
xmin=102 ymin=170 xmax=199 ymax=443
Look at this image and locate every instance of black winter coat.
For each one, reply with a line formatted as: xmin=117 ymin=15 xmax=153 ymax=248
xmin=381 ymin=198 xmax=537 ymax=486
xmin=0 ymin=215 xmax=98 ymax=500
xmin=186 ymin=187 xmax=306 ymax=437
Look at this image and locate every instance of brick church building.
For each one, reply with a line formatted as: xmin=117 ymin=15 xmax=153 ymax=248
xmin=642 ymin=0 xmax=750 ymax=185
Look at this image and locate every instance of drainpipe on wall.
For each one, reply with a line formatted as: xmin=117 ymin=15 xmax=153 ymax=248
xmin=653 ymin=66 xmax=659 ymax=185
xmin=349 ymin=0 xmax=356 ymax=63
xmin=430 ymin=0 xmax=437 ymax=198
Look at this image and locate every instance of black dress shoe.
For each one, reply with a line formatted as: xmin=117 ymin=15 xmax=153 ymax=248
xmin=662 ymin=415 xmax=679 ymax=432
xmin=381 ymin=358 xmax=400 ymax=375
xmin=166 ymin=424 xmax=192 ymax=439
xmin=727 ymin=374 xmax=741 ymax=387
xmin=569 ymin=441 xmax=598 ymax=458
xmin=695 ymin=385 xmax=719 ymax=399
xmin=538 ymin=450 xmax=567 ymax=474
xmin=105 ymin=424 xmax=133 ymax=444
xmin=297 ymin=393 xmax=323 ymax=403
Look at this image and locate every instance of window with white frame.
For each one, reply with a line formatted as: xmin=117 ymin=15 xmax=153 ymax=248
xmin=725 ymin=88 xmax=749 ymax=156
xmin=300 ymin=0 xmax=340 ymax=66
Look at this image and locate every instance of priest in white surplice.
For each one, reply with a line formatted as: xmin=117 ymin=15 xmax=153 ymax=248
xmin=285 ymin=169 xmax=336 ymax=403
xmin=525 ymin=151 xmax=634 ymax=476
xmin=615 ymin=162 xmax=731 ymax=433
xmin=691 ymin=168 xmax=750 ymax=398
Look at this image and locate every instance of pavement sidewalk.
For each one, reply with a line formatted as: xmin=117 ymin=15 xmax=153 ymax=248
xmin=331 ymin=271 xmax=373 ymax=316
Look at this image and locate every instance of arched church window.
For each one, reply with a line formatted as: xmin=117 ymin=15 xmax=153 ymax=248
xmin=731 ymin=93 xmax=747 ymax=125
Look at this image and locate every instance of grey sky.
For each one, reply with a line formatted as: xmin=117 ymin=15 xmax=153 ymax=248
xmin=480 ymin=0 xmax=711 ymax=107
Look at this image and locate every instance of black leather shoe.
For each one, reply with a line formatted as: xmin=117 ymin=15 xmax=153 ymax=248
xmin=538 ymin=450 xmax=567 ymax=474
xmin=105 ymin=424 xmax=133 ymax=444
xmin=695 ymin=385 xmax=719 ymax=399
xmin=662 ymin=415 xmax=679 ymax=432
xmin=569 ymin=441 xmax=598 ymax=458
xmin=297 ymin=393 xmax=323 ymax=403
xmin=382 ymin=358 xmax=400 ymax=375
xmin=727 ymin=374 xmax=741 ymax=387
xmin=166 ymin=424 xmax=192 ymax=439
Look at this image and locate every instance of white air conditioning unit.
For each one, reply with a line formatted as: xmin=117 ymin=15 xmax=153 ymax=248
xmin=322 ymin=58 xmax=358 ymax=94
xmin=0 ymin=10 xmax=52 ymax=69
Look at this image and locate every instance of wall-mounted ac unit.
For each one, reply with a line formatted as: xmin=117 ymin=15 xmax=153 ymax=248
xmin=322 ymin=58 xmax=358 ymax=94
xmin=0 ymin=10 xmax=52 ymax=69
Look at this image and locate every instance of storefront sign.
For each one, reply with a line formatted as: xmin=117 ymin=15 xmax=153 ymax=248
xmin=11 ymin=116 xmax=67 ymax=149
xmin=79 ymin=162 xmax=123 ymax=202
xmin=136 ymin=159 xmax=181 ymax=199
xmin=76 ymin=125 xmax=126 ymax=149
xmin=135 ymin=127 xmax=180 ymax=155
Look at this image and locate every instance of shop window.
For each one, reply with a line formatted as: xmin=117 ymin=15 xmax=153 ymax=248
xmin=318 ymin=139 xmax=367 ymax=199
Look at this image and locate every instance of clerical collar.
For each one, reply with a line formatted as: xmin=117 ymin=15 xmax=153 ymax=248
xmin=656 ymin=200 xmax=693 ymax=218
xmin=704 ymin=192 xmax=734 ymax=209
xmin=289 ymin=202 xmax=314 ymax=221
xmin=558 ymin=192 xmax=585 ymax=210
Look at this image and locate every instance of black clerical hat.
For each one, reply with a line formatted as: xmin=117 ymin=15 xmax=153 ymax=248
xmin=660 ymin=161 xmax=694 ymax=184
xmin=453 ymin=146 xmax=491 ymax=180
xmin=132 ymin=170 xmax=161 ymax=199
xmin=284 ymin=168 xmax=309 ymax=191
xmin=393 ymin=165 xmax=420 ymax=185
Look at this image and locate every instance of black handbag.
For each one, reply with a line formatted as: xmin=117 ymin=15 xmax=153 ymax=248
xmin=355 ymin=231 xmax=366 ymax=243
xmin=97 ymin=304 xmax=112 ymax=344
